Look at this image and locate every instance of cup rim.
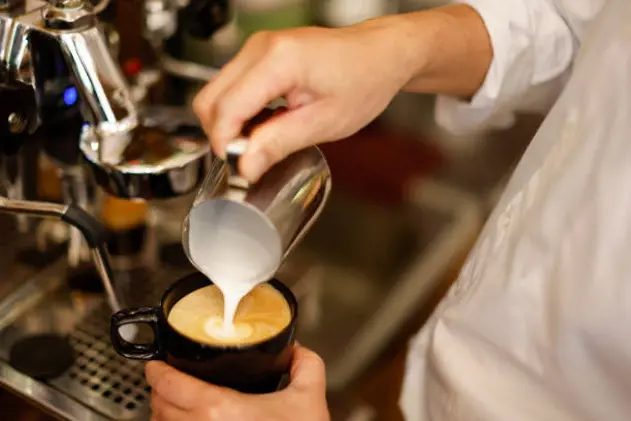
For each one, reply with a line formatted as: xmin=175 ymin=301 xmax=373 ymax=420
xmin=160 ymin=271 xmax=298 ymax=351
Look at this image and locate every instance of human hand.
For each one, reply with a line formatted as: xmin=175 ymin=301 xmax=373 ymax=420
xmin=145 ymin=345 xmax=330 ymax=421
xmin=193 ymin=17 xmax=423 ymax=182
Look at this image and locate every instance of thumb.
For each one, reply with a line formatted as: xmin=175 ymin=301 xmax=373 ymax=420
xmin=239 ymin=100 xmax=340 ymax=183
xmin=288 ymin=345 xmax=326 ymax=392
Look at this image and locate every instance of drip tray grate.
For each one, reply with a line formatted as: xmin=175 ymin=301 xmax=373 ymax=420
xmin=0 ymin=230 xmax=193 ymax=420
xmin=41 ymin=268 xmax=188 ymax=420
xmin=47 ymin=304 xmax=155 ymax=420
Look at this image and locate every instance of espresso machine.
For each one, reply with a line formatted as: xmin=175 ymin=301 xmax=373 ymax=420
xmin=0 ymin=0 xmax=231 ymax=419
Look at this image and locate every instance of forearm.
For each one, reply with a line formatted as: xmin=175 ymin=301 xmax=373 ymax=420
xmin=371 ymin=5 xmax=493 ymax=99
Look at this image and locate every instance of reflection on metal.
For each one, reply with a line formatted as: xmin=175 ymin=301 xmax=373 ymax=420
xmin=0 ymin=259 xmax=67 ymax=331
xmin=0 ymin=273 xmax=150 ymax=420
xmin=1 ymin=154 xmax=28 ymax=232
xmin=0 ymin=362 xmax=111 ymax=421
xmin=0 ymin=197 xmax=67 ymax=219
xmin=92 ymin=247 xmax=122 ymax=312
xmin=0 ymin=197 xmax=122 ymax=314
xmin=0 ymin=251 xmax=194 ymax=420
xmin=0 ymin=0 xmax=138 ymax=136
xmin=185 ymin=134 xmax=332 ymax=270
xmin=80 ymin=106 xmax=210 ymax=199
xmin=160 ymin=54 xmax=220 ymax=83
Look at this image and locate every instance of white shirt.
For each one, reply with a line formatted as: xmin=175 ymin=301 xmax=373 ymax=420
xmin=436 ymin=0 xmax=605 ymax=135
xmin=400 ymin=1 xmax=631 ymax=420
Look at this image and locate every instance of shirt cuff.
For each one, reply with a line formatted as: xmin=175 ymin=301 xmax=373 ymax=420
xmin=435 ymin=0 xmax=525 ymax=135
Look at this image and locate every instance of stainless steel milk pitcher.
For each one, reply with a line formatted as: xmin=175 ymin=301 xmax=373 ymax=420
xmin=182 ymin=108 xmax=332 ymax=283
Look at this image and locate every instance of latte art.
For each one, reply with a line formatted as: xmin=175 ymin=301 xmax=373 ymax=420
xmin=167 ymin=283 xmax=291 ymax=346
xmin=203 ymin=317 xmax=254 ymax=341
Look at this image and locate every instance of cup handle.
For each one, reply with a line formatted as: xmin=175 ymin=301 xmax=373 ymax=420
xmin=111 ymin=307 xmax=163 ymax=360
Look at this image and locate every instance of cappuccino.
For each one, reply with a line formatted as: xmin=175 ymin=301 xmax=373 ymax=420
xmin=167 ymin=283 xmax=291 ymax=346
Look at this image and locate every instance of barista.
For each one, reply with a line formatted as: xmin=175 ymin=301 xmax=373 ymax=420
xmin=146 ymin=1 xmax=630 ymax=420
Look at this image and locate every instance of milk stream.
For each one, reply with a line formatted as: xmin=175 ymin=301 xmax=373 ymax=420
xmin=188 ymin=201 xmax=282 ymax=336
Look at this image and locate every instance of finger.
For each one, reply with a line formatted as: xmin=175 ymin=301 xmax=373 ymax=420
xmin=210 ymin=55 xmax=298 ymax=159
xmin=239 ymin=100 xmax=339 ymax=182
xmin=193 ymin=58 xmax=255 ymax=153
xmin=289 ymin=345 xmax=326 ymax=392
xmin=145 ymin=361 xmax=223 ymax=410
xmin=151 ymin=392 xmax=190 ymax=421
xmin=193 ymin=34 xmax=271 ymax=155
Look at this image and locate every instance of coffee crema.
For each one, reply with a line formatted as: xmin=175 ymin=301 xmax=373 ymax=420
xmin=167 ymin=283 xmax=291 ymax=347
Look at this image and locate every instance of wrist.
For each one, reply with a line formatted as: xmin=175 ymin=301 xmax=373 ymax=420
xmin=385 ymin=12 xmax=441 ymax=89
xmin=350 ymin=13 xmax=436 ymax=91
xmin=390 ymin=5 xmax=493 ymax=98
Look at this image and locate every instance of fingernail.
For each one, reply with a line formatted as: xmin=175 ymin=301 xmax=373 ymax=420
xmin=242 ymin=150 xmax=269 ymax=183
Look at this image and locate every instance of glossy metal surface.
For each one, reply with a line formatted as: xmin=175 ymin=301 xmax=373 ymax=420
xmin=0 ymin=196 xmax=122 ymax=313
xmin=0 ymin=0 xmax=137 ymax=136
xmin=0 ymin=235 xmax=195 ymax=420
xmin=57 ymin=26 xmax=137 ymax=140
xmin=0 ymin=0 xmax=226 ymax=201
xmin=0 ymin=259 xmax=159 ymax=420
xmin=1 ymin=154 xmax=28 ymax=232
xmin=0 ymin=195 xmax=68 ymax=219
xmin=59 ymin=165 xmax=92 ymax=266
xmin=160 ymin=54 xmax=219 ymax=83
xmin=184 ymin=143 xmax=331 ymax=270
xmin=81 ymin=106 xmax=210 ymax=199
xmin=0 ymin=361 xmax=112 ymax=421
xmin=91 ymin=247 xmax=121 ymax=312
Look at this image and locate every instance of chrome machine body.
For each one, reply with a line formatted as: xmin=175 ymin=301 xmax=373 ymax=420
xmin=0 ymin=0 xmax=141 ymax=313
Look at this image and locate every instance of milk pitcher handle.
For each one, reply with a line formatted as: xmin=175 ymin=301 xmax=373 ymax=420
xmin=225 ymin=139 xmax=249 ymax=184
xmin=224 ymin=106 xmax=287 ymax=182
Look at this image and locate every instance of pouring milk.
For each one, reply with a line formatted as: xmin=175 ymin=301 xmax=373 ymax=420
xmin=187 ymin=198 xmax=283 ymax=339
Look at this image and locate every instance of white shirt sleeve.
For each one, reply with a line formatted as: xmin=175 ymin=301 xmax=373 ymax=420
xmin=435 ymin=0 xmax=577 ymax=135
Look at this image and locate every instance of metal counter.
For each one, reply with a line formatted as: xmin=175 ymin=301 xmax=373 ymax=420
xmin=0 ymin=258 xmax=190 ymax=420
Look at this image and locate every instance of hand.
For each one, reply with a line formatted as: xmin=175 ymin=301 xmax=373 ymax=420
xmin=192 ymin=17 xmax=423 ymax=182
xmin=145 ymin=345 xmax=330 ymax=421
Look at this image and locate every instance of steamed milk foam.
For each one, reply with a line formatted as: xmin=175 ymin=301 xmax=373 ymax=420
xmin=168 ymin=283 xmax=291 ymax=346
xmin=187 ymin=200 xmax=283 ymax=340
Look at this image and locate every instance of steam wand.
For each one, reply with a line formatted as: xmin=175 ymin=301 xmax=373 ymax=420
xmin=0 ymin=197 xmax=122 ymax=313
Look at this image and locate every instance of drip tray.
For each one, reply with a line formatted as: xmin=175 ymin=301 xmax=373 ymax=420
xmin=53 ymin=314 xmax=150 ymax=419
xmin=0 ymin=262 xmax=192 ymax=421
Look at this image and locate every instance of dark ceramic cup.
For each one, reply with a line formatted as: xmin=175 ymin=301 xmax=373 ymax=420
xmin=110 ymin=272 xmax=297 ymax=394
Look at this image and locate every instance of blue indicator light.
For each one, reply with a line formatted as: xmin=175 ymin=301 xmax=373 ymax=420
xmin=63 ymin=86 xmax=78 ymax=106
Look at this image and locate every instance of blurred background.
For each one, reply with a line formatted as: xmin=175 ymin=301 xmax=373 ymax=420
xmin=0 ymin=0 xmax=542 ymax=420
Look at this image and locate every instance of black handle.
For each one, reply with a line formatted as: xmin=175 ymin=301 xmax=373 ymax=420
xmin=111 ymin=307 xmax=164 ymax=360
xmin=61 ymin=204 xmax=107 ymax=248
